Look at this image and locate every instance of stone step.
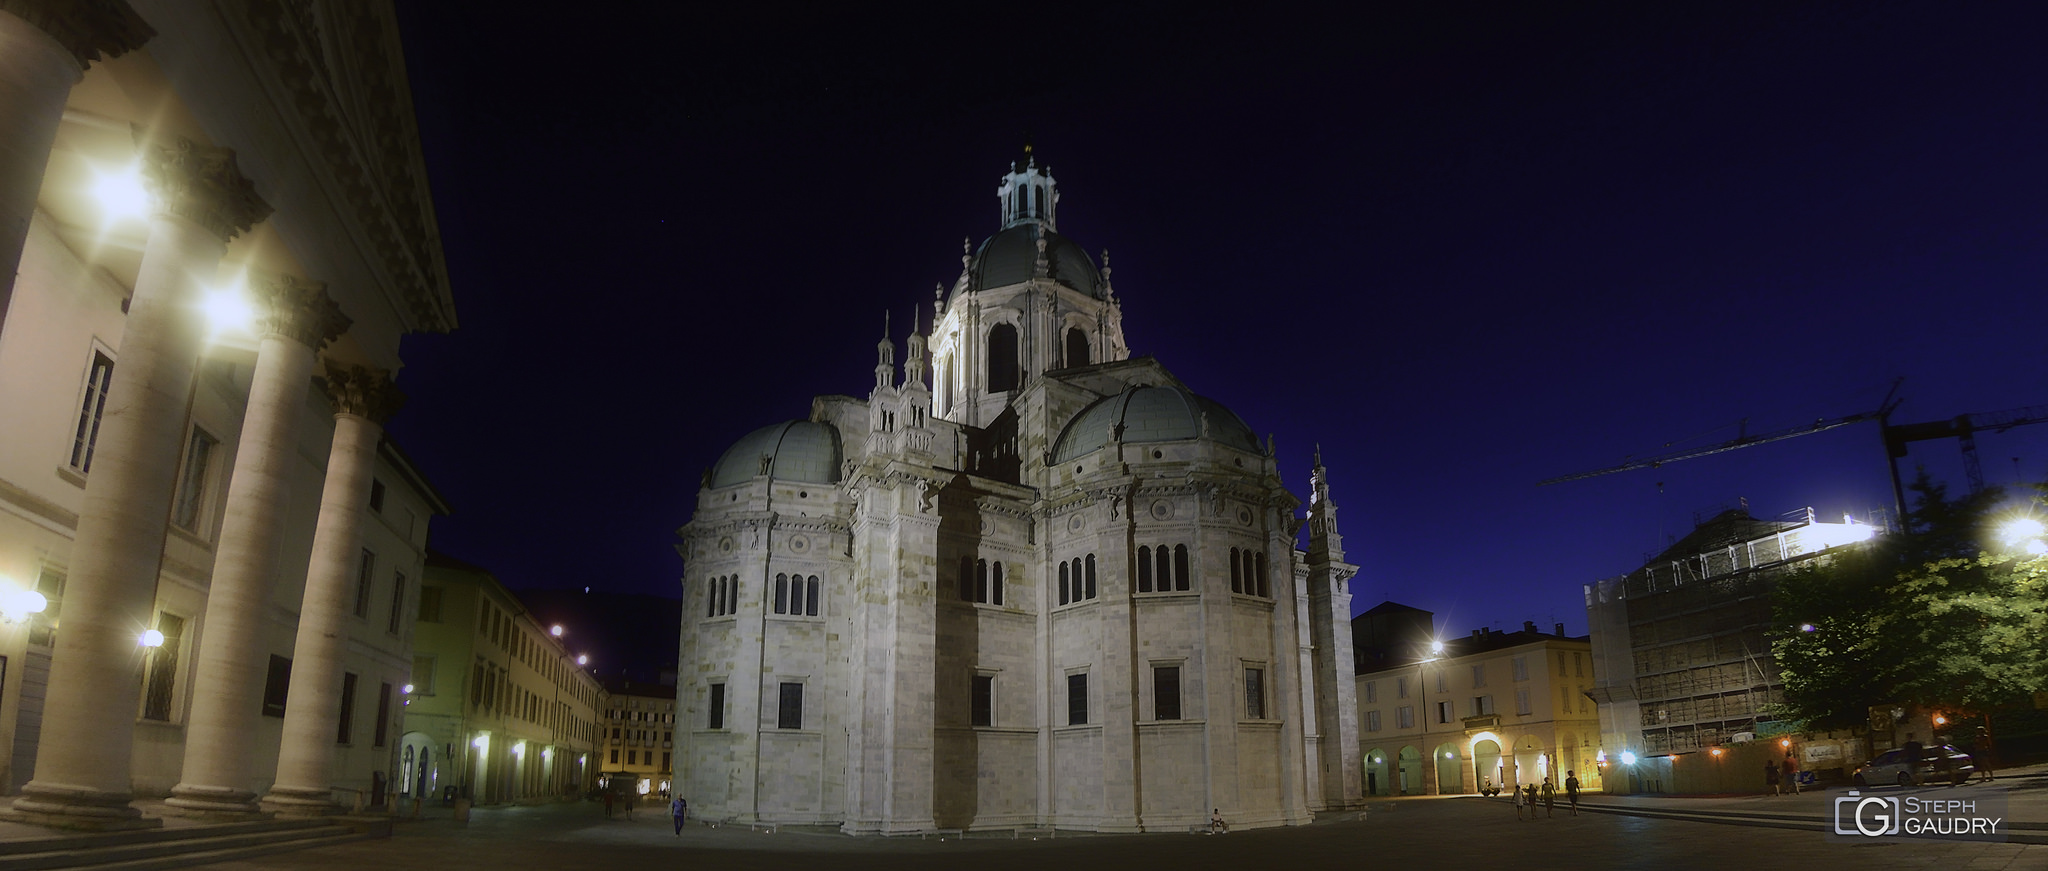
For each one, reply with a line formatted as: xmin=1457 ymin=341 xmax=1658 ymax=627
xmin=19 ymin=831 xmax=364 ymax=871
xmin=0 ymin=820 xmax=358 ymax=871
xmin=0 ymin=819 xmax=331 ymax=856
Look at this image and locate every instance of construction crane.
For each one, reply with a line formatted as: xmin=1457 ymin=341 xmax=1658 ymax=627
xmin=1540 ymin=382 xmax=2048 ymax=521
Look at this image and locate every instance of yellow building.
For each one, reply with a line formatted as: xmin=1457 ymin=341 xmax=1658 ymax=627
xmin=403 ymin=554 xmax=604 ymax=805
xmin=1355 ymin=604 xmax=1602 ymax=796
xmin=600 ymin=685 xmax=675 ymax=799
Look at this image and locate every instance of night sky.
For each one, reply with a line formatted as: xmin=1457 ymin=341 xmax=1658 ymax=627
xmin=385 ymin=1 xmax=2048 ymax=656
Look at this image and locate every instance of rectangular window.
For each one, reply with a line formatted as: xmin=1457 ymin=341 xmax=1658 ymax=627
xmin=141 ymin=612 xmax=185 ymax=721
xmin=662 ymin=752 xmax=672 ymax=769
xmin=411 ymin=656 xmax=435 ymax=695
xmin=1575 ymin=652 xmax=1585 ymax=678
xmin=1365 ymin=710 xmax=1381 ymax=732
xmin=352 ymin=550 xmax=375 ymax=618
xmin=971 ymin=674 xmax=993 ymax=727
xmin=1559 ymin=653 xmax=1568 ymax=677
xmin=1153 ymin=666 xmax=1181 ymax=721
xmin=374 ymin=682 xmax=392 ymax=747
xmin=369 ymin=478 xmax=386 ymax=513
xmin=1471 ymin=664 xmax=1486 ymax=688
xmin=1516 ymin=687 xmax=1532 ymax=716
xmin=262 ymin=654 xmax=291 ymax=718
xmin=170 ymin=427 xmax=217 ymax=531
xmin=610 ymin=749 xmax=619 ymax=764
xmin=1364 ymin=681 xmax=1377 ymax=704
xmin=1397 ymin=705 xmax=1414 ymax=729
xmin=388 ymin=571 xmax=408 ymax=634
xmin=1474 ymin=694 xmax=1495 ymax=716
xmin=337 ymin=672 xmax=359 ymax=744
xmin=709 ymin=682 xmax=725 ymax=729
xmin=1397 ymin=677 xmax=1408 ymax=699
xmin=1437 ymin=700 xmax=1454 ymax=724
xmin=1512 ymin=656 xmax=1529 ymax=682
xmin=1067 ymin=673 xmax=1088 ymax=725
xmin=418 ymin=586 xmax=443 ymax=623
xmin=776 ymin=682 xmax=803 ymax=729
xmin=1436 ymin=670 xmax=1447 ymax=694
xmin=69 ymin=351 xmax=114 ymax=472
xmin=1244 ymin=667 xmax=1266 ymax=719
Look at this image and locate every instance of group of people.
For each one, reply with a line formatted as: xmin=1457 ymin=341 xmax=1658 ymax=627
xmin=1511 ymin=771 xmax=1581 ymax=819
xmin=600 ymin=790 xmax=692 ymax=835
xmin=1765 ymin=751 xmax=1801 ymax=795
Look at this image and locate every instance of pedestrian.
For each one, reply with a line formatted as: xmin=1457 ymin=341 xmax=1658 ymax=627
xmin=1974 ymin=726 xmax=1996 ymax=783
xmin=1782 ymin=751 xmax=1800 ymax=795
xmin=1765 ymin=760 xmax=1780 ymax=796
xmin=1565 ymin=770 xmax=1580 ymax=816
xmin=603 ymin=790 xmax=615 ymax=819
xmin=1540 ymin=777 xmax=1556 ymax=818
xmin=1525 ymin=784 xmax=1539 ymax=820
xmin=1208 ymin=808 xmax=1229 ymax=834
xmin=670 ymin=795 xmax=688 ymax=835
xmin=1514 ymin=782 xmax=1526 ymax=820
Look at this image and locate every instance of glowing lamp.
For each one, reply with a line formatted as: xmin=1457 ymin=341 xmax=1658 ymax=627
xmin=551 ymin=624 xmax=564 ymax=637
xmin=1780 ymin=738 xmax=1792 ymax=748
xmin=2028 ymin=540 xmax=2048 ymax=556
xmin=1711 ymin=748 xmax=1724 ymax=757
xmin=139 ymin=629 xmax=165 ymax=648
xmin=401 ymin=683 xmax=415 ymax=694
xmin=1429 ymin=640 xmax=1445 ymax=656
xmin=1444 ymin=751 xmax=1454 ymax=759
xmin=576 ymin=654 xmax=589 ymax=666
xmin=1933 ymin=714 xmax=1948 ymax=727
xmin=1999 ymin=517 xmax=2045 ymax=544
xmin=90 ymin=166 xmax=150 ymax=221
xmin=472 ymin=735 xmax=488 ymax=749
xmin=512 ymin=742 xmax=525 ymax=757
xmin=201 ymin=285 xmax=257 ymax=335
xmin=1799 ymin=623 xmax=1816 ymax=633
xmin=1619 ymin=751 xmax=1637 ymax=766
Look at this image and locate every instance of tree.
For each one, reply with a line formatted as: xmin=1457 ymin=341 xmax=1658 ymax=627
xmin=1771 ymin=473 xmax=2046 ymax=729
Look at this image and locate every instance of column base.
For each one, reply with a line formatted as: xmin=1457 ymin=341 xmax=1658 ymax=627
xmin=7 ymin=782 xmax=161 ymax=831
xmin=260 ymin=786 xmax=341 ymax=818
xmin=163 ymin=784 xmax=271 ymax=819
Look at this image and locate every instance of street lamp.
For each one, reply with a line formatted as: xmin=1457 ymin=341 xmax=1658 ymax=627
xmin=550 ymin=624 xmax=564 ymax=637
xmin=1996 ymin=516 xmax=2047 ymax=555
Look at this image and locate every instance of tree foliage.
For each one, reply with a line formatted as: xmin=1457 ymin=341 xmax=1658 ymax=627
xmin=1771 ymin=474 xmax=2048 ymax=729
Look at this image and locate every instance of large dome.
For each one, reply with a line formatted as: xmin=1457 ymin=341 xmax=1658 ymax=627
xmin=1052 ymin=386 xmax=1260 ymax=463
xmin=967 ymin=223 xmax=1103 ymax=298
xmin=709 ymin=421 xmax=842 ymax=489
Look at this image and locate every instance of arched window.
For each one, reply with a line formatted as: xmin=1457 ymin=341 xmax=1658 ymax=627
xmin=1156 ymin=547 xmax=1172 ymax=592
xmin=986 ymin=323 xmax=1019 ymax=392
xmin=976 ymin=559 xmax=989 ymax=603
xmin=1065 ymin=328 xmax=1089 ymax=368
xmin=992 ymin=562 xmax=1004 ymax=606
xmin=805 ymin=575 xmax=820 ymax=616
xmin=1230 ymin=547 xmax=1243 ymax=593
xmin=774 ymin=573 xmax=789 ymax=614
xmin=1137 ymin=546 xmax=1153 ymax=592
xmin=1059 ymin=561 xmax=1070 ymax=605
xmin=1085 ymin=554 xmax=1097 ymax=599
xmin=960 ymin=555 xmax=975 ymax=602
xmin=402 ymin=746 xmax=415 ymax=796
xmin=1174 ymin=545 xmax=1190 ymax=591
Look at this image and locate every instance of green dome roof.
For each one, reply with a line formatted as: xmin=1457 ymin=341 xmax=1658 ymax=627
xmin=709 ymin=421 xmax=842 ymax=489
xmin=967 ymin=223 xmax=1102 ymax=298
xmin=1052 ymin=386 xmax=1260 ymax=463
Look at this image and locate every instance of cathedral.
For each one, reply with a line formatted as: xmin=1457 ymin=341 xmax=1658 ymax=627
xmin=674 ymin=151 xmax=1363 ymax=833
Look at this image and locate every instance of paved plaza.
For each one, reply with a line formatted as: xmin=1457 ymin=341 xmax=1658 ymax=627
xmin=172 ymin=772 xmax=2044 ymax=871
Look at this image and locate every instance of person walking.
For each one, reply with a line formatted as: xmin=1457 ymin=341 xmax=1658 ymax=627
xmin=1782 ymin=751 xmax=1800 ymax=795
xmin=1525 ymin=784 xmax=1540 ymax=820
xmin=1514 ymin=782 xmax=1526 ymax=820
xmin=1565 ymin=770 xmax=1581 ymax=816
xmin=1539 ymin=777 xmax=1556 ymax=818
xmin=1765 ymin=760 xmax=1780 ymax=796
xmin=1974 ymin=726 xmax=1996 ymax=783
xmin=603 ymin=790 xmax=615 ymax=819
xmin=670 ymin=795 xmax=688 ymax=835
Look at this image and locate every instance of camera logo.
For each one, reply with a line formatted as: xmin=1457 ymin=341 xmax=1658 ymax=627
xmin=1834 ymin=791 xmax=1902 ymax=837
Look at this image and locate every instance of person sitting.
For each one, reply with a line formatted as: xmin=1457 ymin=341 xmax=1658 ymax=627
xmin=1208 ymin=808 xmax=1229 ymax=834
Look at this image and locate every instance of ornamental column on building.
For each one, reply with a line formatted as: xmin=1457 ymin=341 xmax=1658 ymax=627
xmin=263 ymin=366 xmax=403 ymax=816
xmin=166 ymin=277 xmax=349 ymax=817
xmin=0 ymin=0 xmax=152 ymax=341
xmin=11 ymin=134 xmax=271 ymax=830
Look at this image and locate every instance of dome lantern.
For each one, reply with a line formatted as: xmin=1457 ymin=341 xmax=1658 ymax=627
xmin=998 ymin=145 xmax=1057 ymax=232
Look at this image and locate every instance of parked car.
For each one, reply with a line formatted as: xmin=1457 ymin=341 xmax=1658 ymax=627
xmin=1853 ymin=744 xmax=1973 ymax=788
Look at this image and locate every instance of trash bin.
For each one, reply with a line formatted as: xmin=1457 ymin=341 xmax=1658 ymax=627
xmin=453 ymin=797 xmax=471 ymax=824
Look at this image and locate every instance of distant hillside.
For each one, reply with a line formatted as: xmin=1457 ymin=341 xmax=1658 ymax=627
xmin=509 ymin=588 xmax=680 ymax=686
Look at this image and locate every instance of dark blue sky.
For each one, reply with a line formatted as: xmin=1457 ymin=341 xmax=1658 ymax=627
xmin=388 ymin=1 xmax=2048 ymax=644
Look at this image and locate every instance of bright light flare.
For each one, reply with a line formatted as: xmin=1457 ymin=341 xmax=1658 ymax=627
xmin=1619 ymin=751 xmax=1637 ymax=765
xmin=576 ymin=654 xmax=589 ymax=666
xmin=139 ymin=629 xmax=165 ymax=648
xmin=550 ymin=624 xmax=564 ymax=637
xmin=1799 ymin=623 xmax=1816 ymax=633
xmin=201 ymin=284 xmax=257 ymax=335
xmin=401 ymin=683 xmax=414 ymax=694
xmin=1999 ymin=517 xmax=2045 ymax=546
xmin=90 ymin=166 xmax=150 ymax=222
xmin=472 ymin=735 xmax=489 ymax=749
xmin=0 ymin=589 xmax=48 ymax=619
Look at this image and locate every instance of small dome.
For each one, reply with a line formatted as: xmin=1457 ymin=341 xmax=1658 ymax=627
xmin=709 ymin=421 xmax=842 ymax=489
xmin=1052 ymin=386 xmax=1261 ymax=463
xmin=967 ymin=224 xmax=1102 ymax=299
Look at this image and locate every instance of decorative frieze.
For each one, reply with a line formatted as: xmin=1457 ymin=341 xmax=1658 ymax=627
xmin=0 ymin=0 xmax=152 ymax=67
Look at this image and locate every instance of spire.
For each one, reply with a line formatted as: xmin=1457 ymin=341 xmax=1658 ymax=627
xmin=998 ymin=146 xmax=1058 ymax=231
xmin=1309 ymin=451 xmax=1342 ymax=558
xmin=874 ymin=311 xmax=896 ymax=391
xmin=904 ymin=305 xmax=927 ymax=389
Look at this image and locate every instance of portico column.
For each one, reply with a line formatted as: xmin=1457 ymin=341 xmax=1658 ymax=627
xmin=0 ymin=1 xmax=151 ymax=341
xmin=165 ymin=277 xmax=348 ymax=817
xmin=263 ymin=366 xmax=402 ymax=815
xmin=11 ymin=135 xmax=271 ymax=829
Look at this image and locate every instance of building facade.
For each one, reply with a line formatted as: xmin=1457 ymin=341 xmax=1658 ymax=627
xmin=0 ymin=1 xmax=453 ymax=827
xmin=1584 ymin=506 xmax=1878 ymax=770
xmin=600 ymin=685 xmax=675 ymax=799
xmin=402 ymin=556 xmax=604 ymax=807
xmin=1354 ymin=608 xmax=1602 ymax=796
xmin=673 ymin=151 xmax=1363 ymax=833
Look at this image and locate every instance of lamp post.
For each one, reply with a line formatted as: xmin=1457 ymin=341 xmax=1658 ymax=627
xmin=1417 ymin=640 xmax=1444 ymax=794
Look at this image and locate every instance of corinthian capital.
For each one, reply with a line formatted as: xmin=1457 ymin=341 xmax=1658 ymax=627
xmin=136 ymin=133 xmax=273 ymax=242
xmin=252 ymin=275 xmax=350 ymax=350
xmin=320 ymin=365 xmax=405 ymax=424
xmin=0 ymin=0 xmax=154 ymax=67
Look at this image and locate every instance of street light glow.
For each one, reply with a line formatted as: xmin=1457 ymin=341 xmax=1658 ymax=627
xmin=1429 ymin=640 xmax=1445 ymax=655
xmin=1619 ymin=751 xmax=1637 ymax=765
xmin=90 ymin=166 xmax=150 ymax=222
xmin=201 ymin=284 xmax=257 ymax=335
xmin=402 ymin=683 xmax=414 ymax=694
xmin=576 ymin=654 xmax=588 ymax=665
xmin=1999 ymin=516 xmax=2045 ymax=544
xmin=1799 ymin=623 xmax=1816 ymax=633
xmin=550 ymin=624 xmax=564 ymax=637
xmin=139 ymin=629 xmax=165 ymax=648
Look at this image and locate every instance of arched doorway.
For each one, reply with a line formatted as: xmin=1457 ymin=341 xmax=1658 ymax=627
xmin=398 ymin=731 xmax=437 ymax=799
xmin=1363 ymin=748 xmax=1391 ymax=796
xmin=1472 ymin=738 xmax=1504 ymax=794
xmin=1396 ymin=746 xmax=1422 ymax=795
xmin=1512 ymin=735 xmax=1547 ymax=790
xmin=1433 ymin=743 xmax=1464 ymax=794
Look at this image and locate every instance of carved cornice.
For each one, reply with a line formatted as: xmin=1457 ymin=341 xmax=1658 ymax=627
xmin=252 ymin=274 xmax=350 ymax=350
xmin=321 ymin=364 xmax=404 ymax=423
xmin=0 ymin=0 xmax=152 ymax=67
xmin=137 ymin=134 xmax=273 ymax=242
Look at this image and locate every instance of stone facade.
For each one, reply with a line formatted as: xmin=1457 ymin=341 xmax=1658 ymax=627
xmin=674 ymin=152 xmax=1362 ymax=833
